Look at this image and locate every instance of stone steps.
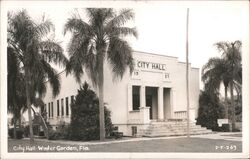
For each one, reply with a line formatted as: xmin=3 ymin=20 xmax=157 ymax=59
xmin=147 ymin=125 xmax=201 ymax=129
xmin=142 ymin=130 xmax=213 ymax=137
xmin=138 ymin=121 xmax=212 ymax=137
xmin=143 ymin=127 xmax=208 ymax=133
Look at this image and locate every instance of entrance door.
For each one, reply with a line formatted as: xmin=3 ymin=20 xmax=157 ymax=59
xmin=146 ymin=95 xmax=153 ymax=119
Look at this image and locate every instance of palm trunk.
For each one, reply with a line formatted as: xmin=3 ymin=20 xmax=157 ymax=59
xmin=13 ymin=99 xmax=17 ymax=139
xmin=98 ymin=46 xmax=106 ymax=141
xmin=18 ymin=111 xmax=22 ymax=129
xmin=25 ymin=69 xmax=34 ymax=143
xmin=98 ymin=76 xmax=105 ymax=141
xmin=224 ymin=86 xmax=228 ymax=119
xmin=230 ymin=81 xmax=236 ymax=131
xmin=13 ymin=117 xmax=17 ymax=139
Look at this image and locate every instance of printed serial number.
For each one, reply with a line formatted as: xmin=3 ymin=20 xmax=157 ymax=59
xmin=215 ymin=145 xmax=237 ymax=151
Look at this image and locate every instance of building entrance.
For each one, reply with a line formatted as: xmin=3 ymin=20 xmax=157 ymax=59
xmin=146 ymin=95 xmax=153 ymax=119
xmin=146 ymin=87 xmax=158 ymax=120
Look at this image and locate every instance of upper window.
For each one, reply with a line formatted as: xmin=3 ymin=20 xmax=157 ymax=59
xmin=57 ymin=100 xmax=60 ymax=117
xmin=48 ymin=103 xmax=51 ymax=117
xmin=61 ymin=98 xmax=64 ymax=116
xmin=66 ymin=97 xmax=69 ymax=116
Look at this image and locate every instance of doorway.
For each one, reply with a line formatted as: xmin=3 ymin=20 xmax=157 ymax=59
xmin=145 ymin=87 xmax=158 ymax=120
xmin=146 ymin=95 xmax=153 ymax=119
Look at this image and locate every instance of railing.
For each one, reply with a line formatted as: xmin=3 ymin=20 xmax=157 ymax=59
xmin=174 ymin=111 xmax=187 ymax=119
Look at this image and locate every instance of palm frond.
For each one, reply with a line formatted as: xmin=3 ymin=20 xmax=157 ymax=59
xmin=40 ymin=40 xmax=68 ymax=66
xmin=64 ymin=16 xmax=92 ymax=36
xmin=40 ymin=59 xmax=61 ymax=97
xmin=107 ymin=37 xmax=134 ymax=79
xmin=106 ymin=9 xmax=135 ymax=28
xmin=108 ymin=27 xmax=138 ymax=38
xmin=66 ymin=48 xmax=85 ymax=83
xmin=34 ymin=19 xmax=53 ymax=38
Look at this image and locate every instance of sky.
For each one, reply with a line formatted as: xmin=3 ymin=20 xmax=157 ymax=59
xmin=4 ymin=0 xmax=249 ymax=83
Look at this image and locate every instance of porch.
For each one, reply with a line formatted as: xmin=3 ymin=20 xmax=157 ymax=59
xmin=127 ymin=84 xmax=188 ymax=124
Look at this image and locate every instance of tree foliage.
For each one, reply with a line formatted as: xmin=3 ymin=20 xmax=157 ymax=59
xmin=7 ymin=10 xmax=67 ymax=142
xmin=200 ymin=40 xmax=242 ymax=131
xmin=69 ymin=82 xmax=113 ymax=141
xmin=197 ymin=91 xmax=224 ymax=131
xmin=64 ymin=8 xmax=137 ymax=140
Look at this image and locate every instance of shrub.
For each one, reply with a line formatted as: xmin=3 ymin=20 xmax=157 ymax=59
xmin=23 ymin=125 xmax=45 ymax=137
xmin=47 ymin=123 xmax=70 ymax=140
xmin=69 ymin=82 xmax=113 ymax=141
xmin=196 ymin=90 xmax=224 ymax=131
xmin=48 ymin=129 xmax=61 ymax=140
xmin=23 ymin=125 xmax=29 ymax=137
xmin=8 ymin=128 xmax=24 ymax=139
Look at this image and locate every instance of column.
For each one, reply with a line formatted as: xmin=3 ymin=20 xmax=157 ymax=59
xmin=127 ymin=84 xmax=132 ymax=111
xmin=158 ymin=86 xmax=164 ymax=120
xmin=170 ymin=89 xmax=176 ymax=118
xmin=140 ymin=85 xmax=145 ymax=108
xmin=58 ymin=100 xmax=61 ymax=117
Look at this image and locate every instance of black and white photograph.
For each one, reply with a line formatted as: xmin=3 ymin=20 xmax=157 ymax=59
xmin=0 ymin=0 xmax=249 ymax=159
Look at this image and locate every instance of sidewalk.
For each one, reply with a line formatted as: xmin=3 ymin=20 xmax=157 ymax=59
xmin=24 ymin=132 xmax=242 ymax=146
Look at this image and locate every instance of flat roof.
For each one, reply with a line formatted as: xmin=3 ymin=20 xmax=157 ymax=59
xmin=133 ymin=50 xmax=178 ymax=59
xmin=135 ymin=50 xmax=198 ymax=70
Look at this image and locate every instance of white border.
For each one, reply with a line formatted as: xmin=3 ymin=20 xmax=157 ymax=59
xmin=1 ymin=1 xmax=249 ymax=159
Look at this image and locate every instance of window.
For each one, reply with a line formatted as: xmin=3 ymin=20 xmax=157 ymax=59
xmin=61 ymin=98 xmax=64 ymax=116
xmin=44 ymin=104 xmax=46 ymax=112
xmin=66 ymin=97 xmax=69 ymax=116
xmin=48 ymin=103 xmax=51 ymax=117
xmin=132 ymin=126 xmax=137 ymax=136
xmin=44 ymin=104 xmax=47 ymax=117
xmin=51 ymin=102 xmax=53 ymax=117
xmin=132 ymin=86 xmax=140 ymax=110
xmin=57 ymin=100 xmax=60 ymax=117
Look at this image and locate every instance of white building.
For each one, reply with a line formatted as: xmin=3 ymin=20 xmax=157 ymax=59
xmin=43 ymin=51 xmax=200 ymax=136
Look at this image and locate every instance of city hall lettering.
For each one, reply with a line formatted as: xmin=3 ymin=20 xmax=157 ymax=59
xmin=137 ymin=61 xmax=166 ymax=71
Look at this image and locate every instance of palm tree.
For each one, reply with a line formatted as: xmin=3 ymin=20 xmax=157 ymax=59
xmin=64 ymin=8 xmax=137 ymax=140
xmin=8 ymin=10 xmax=68 ymax=142
xmin=202 ymin=40 xmax=242 ymax=131
xmin=215 ymin=41 xmax=242 ymax=131
xmin=202 ymin=57 xmax=230 ymax=118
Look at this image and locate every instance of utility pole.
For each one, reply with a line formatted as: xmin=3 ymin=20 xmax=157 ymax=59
xmin=186 ymin=8 xmax=190 ymax=138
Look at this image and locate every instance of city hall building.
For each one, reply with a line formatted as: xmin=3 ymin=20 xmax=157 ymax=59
xmin=43 ymin=51 xmax=200 ymax=136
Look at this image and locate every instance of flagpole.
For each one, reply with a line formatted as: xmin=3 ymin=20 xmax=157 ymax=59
xmin=186 ymin=8 xmax=190 ymax=138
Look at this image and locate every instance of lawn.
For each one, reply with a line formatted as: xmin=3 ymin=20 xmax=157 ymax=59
xmin=8 ymin=137 xmax=242 ymax=153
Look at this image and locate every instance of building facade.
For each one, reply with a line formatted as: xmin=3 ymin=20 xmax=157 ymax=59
xmin=43 ymin=51 xmax=200 ymax=136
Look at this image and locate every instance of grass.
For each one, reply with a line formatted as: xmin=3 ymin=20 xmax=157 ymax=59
xmin=8 ymin=137 xmax=242 ymax=153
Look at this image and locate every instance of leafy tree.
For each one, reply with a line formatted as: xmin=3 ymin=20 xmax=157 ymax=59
xmin=7 ymin=48 xmax=26 ymax=139
xmin=202 ymin=57 xmax=229 ymax=118
xmin=64 ymin=8 xmax=137 ymax=140
xmin=197 ymin=90 xmax=224 ymax=131
xmin=7 ymin=10 xmax=67 ymax=142
xmin=69 ymin=82 xmax=113 ymax=141
xmin=215 ymin=41 xmax=242 ymax=130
